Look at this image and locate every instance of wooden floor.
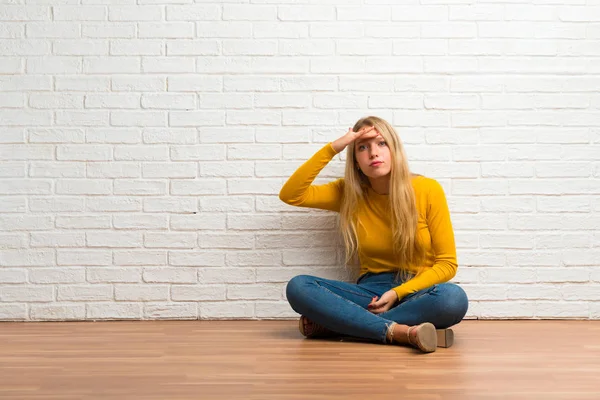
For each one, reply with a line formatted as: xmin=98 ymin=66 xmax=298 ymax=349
xmin=1 ymin=320 xmax=599 ymax=400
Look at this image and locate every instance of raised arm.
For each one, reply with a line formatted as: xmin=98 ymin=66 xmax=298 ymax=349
xmin=279 ymin=126 xmax=377 ymax=212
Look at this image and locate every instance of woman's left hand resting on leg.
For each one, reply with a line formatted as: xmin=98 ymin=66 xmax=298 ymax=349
xmin=367 ymin=290 xmax=399 ymax=314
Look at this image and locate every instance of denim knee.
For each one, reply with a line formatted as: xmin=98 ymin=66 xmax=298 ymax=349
xmin=436 ymin=283 xmax=469 ymax=328
xmin=285 ymin=274 xmax=313 ymax=308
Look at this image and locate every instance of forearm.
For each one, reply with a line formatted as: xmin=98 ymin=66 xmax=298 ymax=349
xmin=278 ymin=143 xmax=338 ymax=206
xmin=392 ymin=260 xmax=457 ymax=300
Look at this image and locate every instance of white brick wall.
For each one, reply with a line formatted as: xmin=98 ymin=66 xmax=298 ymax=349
xmin=1 ymin=1 xmax=599 ymax=321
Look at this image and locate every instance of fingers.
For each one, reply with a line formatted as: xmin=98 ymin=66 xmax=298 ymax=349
xmin=368 ymin=296 xmax=385 ymax=312
xmin=368 ymin=296 xmax=378 ymax=308
xmin=359 ymin=126 xmax=376 ymax=135
xmin=368 ymin=303 xmax=388 ymax=314
xmin=357 ymin=126 xmax=378 ymax=141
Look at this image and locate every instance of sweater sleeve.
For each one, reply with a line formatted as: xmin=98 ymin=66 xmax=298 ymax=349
xmin=392 ymin=180 xmax=458 ymax=300
xmin=278 ymin=143 xmax=344 ymax=212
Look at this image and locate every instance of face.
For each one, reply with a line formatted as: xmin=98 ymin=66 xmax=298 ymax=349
xmin=354 ymin=132 xmax=392 ymax=180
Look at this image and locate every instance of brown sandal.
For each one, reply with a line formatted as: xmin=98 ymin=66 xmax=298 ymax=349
xmin=406 ymin=322 xmax=437 ymax=353
xmin=298 ymin=315 xmax=336 ymax=338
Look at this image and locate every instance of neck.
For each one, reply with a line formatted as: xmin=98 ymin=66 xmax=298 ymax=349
xmin=368 ymin=173 xmax=420 ymax=195
xmin=369 ymin=176 xmax=390 ymax=195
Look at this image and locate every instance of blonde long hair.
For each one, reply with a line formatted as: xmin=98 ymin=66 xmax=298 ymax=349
xmin=339 ymin=116 xmax=426 ymax=274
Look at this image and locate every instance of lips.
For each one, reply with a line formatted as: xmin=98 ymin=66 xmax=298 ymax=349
xmin=370 ymin=161 xmax=383 ymax=167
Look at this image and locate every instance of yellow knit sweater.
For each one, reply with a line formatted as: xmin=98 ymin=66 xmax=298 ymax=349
xmin=279 ymin=142 xmax=458 ymax=300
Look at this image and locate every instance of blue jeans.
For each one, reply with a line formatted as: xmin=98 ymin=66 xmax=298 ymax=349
xmin=286 ymin=272 xmax=469 ymax=343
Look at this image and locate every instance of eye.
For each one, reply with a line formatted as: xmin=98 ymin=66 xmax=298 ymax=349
xmin=378 ymin=140 xmax=387 ymax=146
xmin=357 ymin=144 xmax=366 ymax=151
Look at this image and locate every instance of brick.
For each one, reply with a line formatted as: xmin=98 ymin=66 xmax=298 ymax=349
xmin=30 ymin=268 xmax=85 ymax=284
xmin=168 ymin=76 xmax=221 ymax=92
xmin=144 ymin=232 xmax=197 ymax=249
xmin=0 ymin=6 xmax=50 ymax=21
xmin=87 ymin=163 xmax=140 ymax=178
xmin=170 ymin=214 xmax=225 ymax=230
xmin=227 ymin=284 xmax=282 ymax=300
xmin=108 ymin=6 xmax=162 ymax=21
xmin=31 ymin=304 xmax=85 ymax=321
xmin=253 ymin=23 xmax=307 ymax=38
xmin=200 ymin=162 xmax=253 ymax=178
xmin=56 ymin=216 xmax=111 ymax=229
xmin=142 ymin=163 xmax=197 ymax=178
xmin=56 ymin=179 xmax=112 ymax=195
xmin=113 ymin=251 xmax=166 ymax=266
xmin=113 ymin=76 xmax=165 ymax=91
xmin=198 ymin=268 xmax=255 ymax=284
xmin=0 ymin=197 xmax=26 ymax=212
xmin=200 ymin=196 xmax=254 ymax=213
xmin=227 ymin=179 xmax=282 ymax=195
xmin=0 ymin=216 xmax=53 ymax=231
xmin=171 ymin=180 xmax=225 ymax=195
xmin=143 ymin=128 xmax=196 ymax=144
xmin=198 ymin=128 xmax=252 ymax=144
xmin=142 ymin=57 xmax=195 ymax=73
xmin=114 ymin=285 xmax=168 ymax=301
xmin=55 ymin=76 xmax=110 ymax=91
xmin=171 ymin=285 xmax=225 ymax=301
xmin=83 ymin=23 xmax=136 ymax=38
xmin=113 ymin=215 xmax=167 ymax=229
xmin=57 ymin=250 xmax=112 ymax=266
xmin=30 ymin=232 xmax=85 ymax=248
xmin=1 ymin=286 xmax=53 ymax=302
xmin=28 ymin=128 xmax=84 ymax=142
xmin=85 ymin=94 xmax=140 ymax=109
xmin=57 ymin=145 xmax=112 ymax=161
xmin=114 ymin=180 xmax=167 ymax=195
xmin=227 ymin=214 xmax=281 ymax=230
xmin=168 ymin=251 xmax=224 ymax=267
xmin=144 ymin=303 xmax=198 ymax=319
xmin=200 ymin=301 xmax=254 ymax=319
xmin=143 ymin=268 xmax=197 ymax=283
xmin=110 ymin=39 xmax=163 ymax=56
xmin=255 ymin=302 xmax=297 ymax=318
xmin=86 ymin=197 xmax=142 ymax=212
xmin=138 ymin=22 xmax=193 ymax=38
xmin=167 ymin=5 xmax=219 ymax=21
xmin=88 ymin=267 xmax=142 ymax=283
xmin=536 ymin=302 xmax=589 ymax=319
xmin=144 ymin=198 xmax=197 ymax=214
xmin=0 ymin=304 xmax=27 ymax=320
xmin=115 ymin=145 xmax=169 ymax=161
xmin=0 ymin=268 xmax=27 ymax=283
xmin=282 ymin=249 xmax=337 ymax=266
xmin=169 ymin=111 xmax=224 ymax=127
xmin=0 ymin=40 xmax=49 ymax=56
xmin=86 ymin=232 xmax=143 ymax=248
xmin=87 ymin=303 xmax=141 ymax=320
xmin=197 ymin=232 xmax=254 ymax=250
xmin=256 ymin=232 xmax=337 ymax=249
xmin=55 ymin=111 xmax=109 ymax=126
xmin=30 ymin=197 xmax=85 ymax=213
xmin=196 ymin=22 xmax=251 ymax=38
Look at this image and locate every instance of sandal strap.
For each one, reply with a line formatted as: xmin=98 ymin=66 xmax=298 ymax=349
xmin=406 ymin=324 xmax=420 ymax=348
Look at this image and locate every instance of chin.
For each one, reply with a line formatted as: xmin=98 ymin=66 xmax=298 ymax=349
xmin=365 ymin=171 xmax=391 ymax=179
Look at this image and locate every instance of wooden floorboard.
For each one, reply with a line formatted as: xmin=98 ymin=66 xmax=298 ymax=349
xmin=1 ymin=320 xmax=599 ymax=400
